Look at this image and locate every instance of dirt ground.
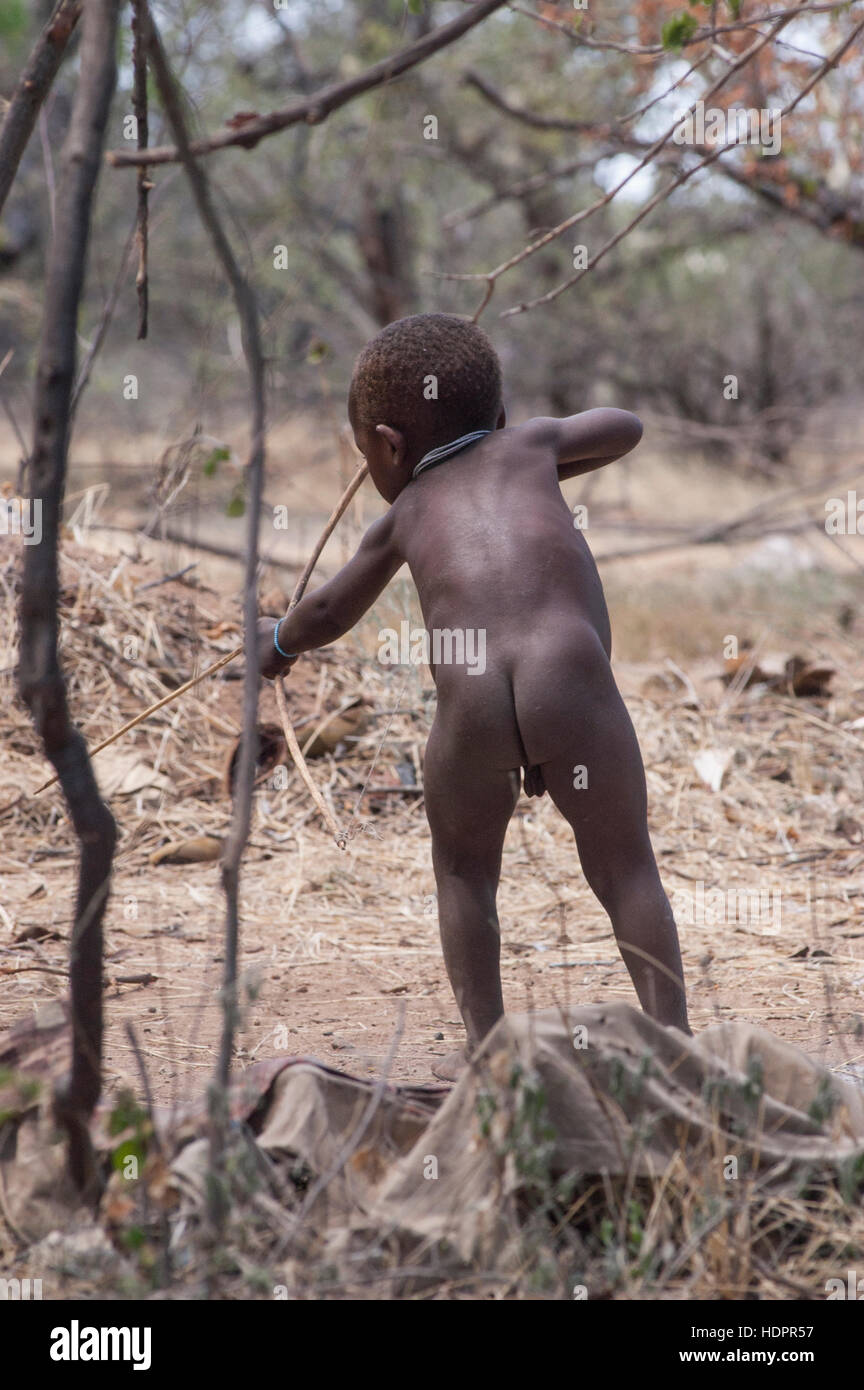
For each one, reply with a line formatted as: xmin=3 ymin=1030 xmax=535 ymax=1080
xmin=2 ymin=430 xmax=864 ymax=1113
xmin=5 ymin=775 xmax=863 ymax=1107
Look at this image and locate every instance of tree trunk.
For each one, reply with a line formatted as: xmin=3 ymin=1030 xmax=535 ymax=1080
xmin=17 ymin=0 xmax=120 ymax=1201
xmin=0 ymin=0 xmax=82 ymax=219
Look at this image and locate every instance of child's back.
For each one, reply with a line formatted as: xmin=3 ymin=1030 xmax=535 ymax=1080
xmin=389 ymin=420 xmax=614 ymax=782
xmin=391 ymin=418 xmax=613 ymax=658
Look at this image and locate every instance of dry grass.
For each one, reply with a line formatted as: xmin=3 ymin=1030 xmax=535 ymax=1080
xmin=1 ymin=509 xmax=863 ymax=1299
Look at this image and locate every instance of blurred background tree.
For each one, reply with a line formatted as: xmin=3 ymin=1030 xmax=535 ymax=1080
xmin=1 ymin=0 xmax=862 ymax=474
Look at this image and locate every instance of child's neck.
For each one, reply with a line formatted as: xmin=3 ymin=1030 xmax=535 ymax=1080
xmin=412 ymin=429 xmax=492 ymax=481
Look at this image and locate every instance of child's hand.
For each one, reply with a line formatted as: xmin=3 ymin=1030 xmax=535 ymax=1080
xmin=255 ymin=616 xmax=298 ymax=681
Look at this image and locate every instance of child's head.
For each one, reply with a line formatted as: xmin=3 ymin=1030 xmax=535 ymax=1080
xmin=349 ymin=313 xmax=504 ymax=501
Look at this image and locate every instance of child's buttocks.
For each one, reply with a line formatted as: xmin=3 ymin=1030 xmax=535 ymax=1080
xmin=431 ymin=656 xmax=528 ymax=772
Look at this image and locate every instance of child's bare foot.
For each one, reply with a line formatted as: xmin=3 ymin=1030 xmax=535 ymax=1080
xmin=431 ymin=1049 xmax=469 ymax=1082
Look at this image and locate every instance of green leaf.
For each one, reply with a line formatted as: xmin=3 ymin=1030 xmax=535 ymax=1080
xmin=305 ymin=338 xmax=329 ymax=364
xmin=108 ymin=1091 xmax=148 ymax=1136
xmin=0 ymin=1 xmax=26 ymax=41
xmin=661 ymin=12 xmax=700 ymax=51
xmin=203 ymin=445 xmax=230 ymax=477
xmin=226 ymin=489 xmax=245 ymax=518
xmin=727 ymin=0 xmax=743 ymax=16
xmin=111 ymin=1138 xmax=147 ymax=1174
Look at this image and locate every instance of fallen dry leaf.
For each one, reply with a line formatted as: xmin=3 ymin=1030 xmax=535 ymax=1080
xmin=693 ymin=748 xmax=733 ymax=793
xmin=222 ymin=723 xmax=287 ymax=797
xmin=785 ymin=657 xmax=834 ymax=698
xmin=97 ymin=752 xmax=170 ymax=798
xmin=150 ymin=836 xmax=222 ymax=866
xmin=302 ymin=700 xmax=366 ymax=757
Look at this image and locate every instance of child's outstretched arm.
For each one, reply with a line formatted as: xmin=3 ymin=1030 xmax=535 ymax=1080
xmin=257 ymin=513 xmax=402 ymax=679
xmin=527 ymin=408 xmax=643 ymax=481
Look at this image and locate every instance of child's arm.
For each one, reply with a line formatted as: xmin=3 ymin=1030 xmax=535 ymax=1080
xmin=527 ymin=408 xmax=643 ymax=481
xmin=257 ymin=513 xmax=402 ymax=679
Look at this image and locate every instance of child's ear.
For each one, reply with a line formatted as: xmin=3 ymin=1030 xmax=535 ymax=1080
xmin=375 ymin=424 xmax=406 ymax=464
xmin=495 ymin=407 xmax=507 ymax=430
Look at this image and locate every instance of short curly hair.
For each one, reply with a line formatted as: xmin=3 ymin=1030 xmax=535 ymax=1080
xmin=350 ymin=313 xmax=502 ymax=444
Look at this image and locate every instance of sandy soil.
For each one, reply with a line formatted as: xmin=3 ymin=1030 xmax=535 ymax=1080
xmin=4 ymin=634 xmax=863 ymax=1110
xmin=2 ymin=437 xmax=863 ymax=1112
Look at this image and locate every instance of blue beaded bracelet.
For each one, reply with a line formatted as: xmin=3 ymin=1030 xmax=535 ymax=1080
xmin=274 ymin=620 xmax=298 ymax=661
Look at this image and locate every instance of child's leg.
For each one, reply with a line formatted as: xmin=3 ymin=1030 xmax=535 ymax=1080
xmin=423 ymin=716 xmax=519 ymax=1069
xmin=514 ymin=627 xmax=691 ymax=1033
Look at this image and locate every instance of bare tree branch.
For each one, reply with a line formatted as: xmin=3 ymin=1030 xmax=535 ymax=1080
xmin=704 ymin=156 xmax=864 ymax=251
xmin=139 ymin=0 xmax=268 ymax=1236
xmin=445 ymin=8 xmax=862 ymax=316
xmin=17 ymin=0 xmax=119 ymax=1201
xmin=0 ymin=0 xmax=82 ymax=219
xmin=464 ymin=68 xmax=619 ymax=135
xmin=466 ymin=55 xmax=864 ymax=254
xmin=71 ymin=170 xmax=178 ymax=421
xmin=105 ymin=0 xmax=510 ymax=168
xmin=131 ymin=0 xmax=151 ymax=338
xmin=509 ymin=0 xmax=858 ymax=57
xmin=501 ymin=13 xmax=864 ymax=316
xmin=441 ymin=153 xmax=599 ymax=230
